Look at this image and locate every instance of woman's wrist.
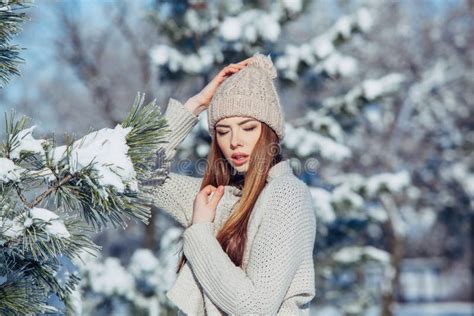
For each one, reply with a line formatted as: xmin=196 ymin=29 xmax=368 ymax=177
xmin=184 ymin=95 xmax=204 ymax=117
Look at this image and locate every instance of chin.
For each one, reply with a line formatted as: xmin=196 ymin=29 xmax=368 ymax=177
xmin=236 ymin=165 xmax=248 ymax=172
xmin=230 ymin=161 xmax=248 ymax=173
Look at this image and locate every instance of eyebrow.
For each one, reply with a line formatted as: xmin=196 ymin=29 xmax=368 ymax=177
xmin=215 ymin=119 xmax=257 ymax=128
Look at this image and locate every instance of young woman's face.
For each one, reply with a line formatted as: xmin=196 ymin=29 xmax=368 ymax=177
xmin=215 ymin=116 xmax=262 ymax=173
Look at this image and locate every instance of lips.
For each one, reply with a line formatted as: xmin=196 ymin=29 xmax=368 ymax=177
xmin=231 ymin=153 xmax=249 ymax=159
xmin=231 ymin=153 xmax=249 ymax=166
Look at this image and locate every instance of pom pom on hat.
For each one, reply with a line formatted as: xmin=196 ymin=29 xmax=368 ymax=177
xmin=247 ymin=52 xmax=278 ymax=80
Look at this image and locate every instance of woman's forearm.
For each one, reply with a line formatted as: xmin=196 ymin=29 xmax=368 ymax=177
xmin=184 ymin=95 xmax=204 ymax=117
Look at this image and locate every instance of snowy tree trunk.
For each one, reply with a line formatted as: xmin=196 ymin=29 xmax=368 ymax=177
xmin=381 ymin=194 xmax=406 ymax=316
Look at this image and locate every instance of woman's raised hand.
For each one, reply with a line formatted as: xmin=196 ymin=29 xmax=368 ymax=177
xmin=184 ymin=57 xmax=254 ymax=116
xmin=191 ymin=184 xmax=225 ymax=224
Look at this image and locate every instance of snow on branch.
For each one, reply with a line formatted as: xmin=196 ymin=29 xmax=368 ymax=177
xmin=275 ymin=8 xmax=373 ymax=80
xmin=0 ymin=92 xmax=170 ymax=315
xmin=322 ymin=73 xmax=405 ymax=116
xmin=148 ymin=0 xmax=307 ymax=76
xmin=283 ymin=123 xmax=352 ymax=161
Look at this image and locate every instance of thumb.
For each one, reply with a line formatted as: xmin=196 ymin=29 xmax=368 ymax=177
xmin=209 ymin=185 xmax=225 ymax=207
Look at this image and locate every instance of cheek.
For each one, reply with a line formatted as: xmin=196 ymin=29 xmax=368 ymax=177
xmin=216 ymin=138 xmax=229 ymax=155
xmin=249 ymin=128 xmax=262 ymax=147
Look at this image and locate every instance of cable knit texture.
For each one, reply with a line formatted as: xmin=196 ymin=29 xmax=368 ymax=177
xmin=140 ymin=98 xmax=316 ymax=315
xmin=207 ymin=52 xmax=285 ymax=142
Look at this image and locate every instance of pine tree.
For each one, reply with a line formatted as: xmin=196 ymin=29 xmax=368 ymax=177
xmin=0 ymin=0 xmax=29 ymax=87
xmin=0 ymin=92 xmax=170 ymax=314
xmin=1 ymin=2 xmax=175 ymax=314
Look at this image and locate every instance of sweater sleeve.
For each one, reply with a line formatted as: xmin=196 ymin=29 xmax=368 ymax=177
xmin=160 ymin=97 xmax=200 ymax=162
xmin=182 ymin=180 xmax=316 ymax=314
xmin=139 ymin=97 xmax=202 ymax=228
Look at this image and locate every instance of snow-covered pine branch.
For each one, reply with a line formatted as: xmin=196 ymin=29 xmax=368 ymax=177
xmin=283 ymin=123 xmax=352 ymax=161
xmin=321 ymin=73 xmax=405 ymax=117
xmin=148 ymin=5 xmax=372 ymax=80
xmin=0 ymin=92 xmax=169 ymax=314
xmin=148 ymin=0 xmax=307 ymax=76
xmin=308 ymin=170 xmax=411 ymax=310
xmin=0 ymin=0 xmax=30 ymax=87
xmin=277 ymin=73 xmax=404 ymax=162
xmin=275 ymin=7 xmax=373 ymax=80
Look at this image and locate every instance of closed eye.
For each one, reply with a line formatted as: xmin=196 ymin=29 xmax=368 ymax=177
xmin=217 ymin=126 xmax=256 ymax=136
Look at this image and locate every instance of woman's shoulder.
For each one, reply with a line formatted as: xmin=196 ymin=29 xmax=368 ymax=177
xmin=263 ymin=174 xmax=313 ymax=219
xmin=260 ymin=174 xmax=316 ymax=230
xmin=265 ymin=173 xmax=311 ymax=200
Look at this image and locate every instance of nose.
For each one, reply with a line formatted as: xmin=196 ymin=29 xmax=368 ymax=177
xmin=230 ymin=130 xmax=243 ymax=149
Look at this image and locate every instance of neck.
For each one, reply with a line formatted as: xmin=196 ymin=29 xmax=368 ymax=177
xmin=231 ymin=172 xmax=245 ymax=188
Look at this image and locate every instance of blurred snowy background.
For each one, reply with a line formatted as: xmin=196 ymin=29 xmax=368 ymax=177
xmin=1 ymin=0 xmax=472 ymax=315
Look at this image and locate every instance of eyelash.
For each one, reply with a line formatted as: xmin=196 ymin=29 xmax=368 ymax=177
xmin=217 ymin=127 xmax=256 ymax=136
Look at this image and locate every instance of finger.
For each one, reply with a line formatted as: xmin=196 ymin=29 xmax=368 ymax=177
xmin=231 ymin=64 xmax=246 ymax=70
xmin=216 ymin=66 xmax=241 ymax=83
xmin=224 ymin=66 xmax=242 ymax=75
xmin=220 ymin=67 xmax=238 ymax=77
xmin=200 ymin=185 xmax=217 ymax=196
xmin=206 ymin=184 xmax=217 ymax=193
xmin=228 ymin=63 xmax=245 ymax=68
xmin=217 ymin=63 xmax=244 ymax=78
xmin=222 ymin=69 xmax=239 ymax=78
xmin=224 ymin=67 xmax=239 ymax=73
xmin=224 ymin=65 xmax=242 ymax=73
xmin=209 ymin=185 xmax=225 ymax=206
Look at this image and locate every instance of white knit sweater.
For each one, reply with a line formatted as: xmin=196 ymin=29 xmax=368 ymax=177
xmin=141 ymin=98 xmax=316 ymax=315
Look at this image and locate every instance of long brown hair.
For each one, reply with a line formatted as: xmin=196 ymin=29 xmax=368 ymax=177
xmin=175 ymin=122 xmax=282 ymax=273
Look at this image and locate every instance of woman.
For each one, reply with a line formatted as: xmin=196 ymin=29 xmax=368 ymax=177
xmin=142 ymin=52 xmax=316 ymax=315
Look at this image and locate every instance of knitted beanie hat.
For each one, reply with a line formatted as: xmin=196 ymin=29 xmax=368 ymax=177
xmin=207 ymin=52 xmax=285 ymax=141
